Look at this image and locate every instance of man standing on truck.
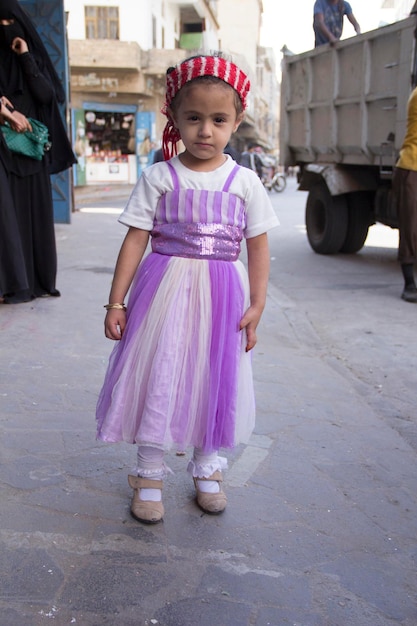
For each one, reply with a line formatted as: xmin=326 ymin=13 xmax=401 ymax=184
xmin=313 ymin=0 xmax=361 ymax=47
xmin=392 ymin=87 xmax=417 ymax=303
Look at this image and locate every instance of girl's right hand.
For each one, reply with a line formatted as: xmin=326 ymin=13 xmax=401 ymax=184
xmin=104 ymin=309 xmax=126 ymax=340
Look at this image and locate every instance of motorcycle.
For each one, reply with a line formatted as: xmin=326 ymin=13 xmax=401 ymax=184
xmin=258 ymin=153 xmax=287 ymax=193
xmin=262 ymin=167 xmax=287 ymax=193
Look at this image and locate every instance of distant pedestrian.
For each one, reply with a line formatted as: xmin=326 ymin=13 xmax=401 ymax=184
xmin=392 ymin=86 xmax=417 ymax=303
xmin=224 ymin=141 xmax=241 ymax=163
xmin=96 ymin=53 xmax=278 ymax=525
xmin=240 ymin=142 xmax=264 ymax=179
xmin=313 ymin=0 xmax=360 ymax=47
xmin=152 ymin=147 xmax=164 ymax=163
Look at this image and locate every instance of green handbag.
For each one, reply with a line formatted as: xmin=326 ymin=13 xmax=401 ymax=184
xmin=1 ymin=117 xmax=51 ymax=160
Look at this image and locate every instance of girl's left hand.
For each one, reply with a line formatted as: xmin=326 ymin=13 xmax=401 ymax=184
xmin=239 ymin=305 xmax=263 ymax=352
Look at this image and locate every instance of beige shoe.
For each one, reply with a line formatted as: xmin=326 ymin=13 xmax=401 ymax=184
xmin=128 ymin=475 xmax=164 ymax=524
xmin=193 ymin=470 xmax=227 ymax=514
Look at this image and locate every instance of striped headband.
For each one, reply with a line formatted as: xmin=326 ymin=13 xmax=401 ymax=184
xmin=165 ymin=55 xmax=250 ymax=110
xmin=161 ymin=55 xmax=250 ymax=160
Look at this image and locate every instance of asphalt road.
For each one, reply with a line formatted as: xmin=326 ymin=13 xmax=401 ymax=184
xmin=268 ymin=177 xmax=416 ymax=453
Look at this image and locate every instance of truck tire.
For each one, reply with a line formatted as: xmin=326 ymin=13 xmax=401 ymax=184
xmin=305 ymin=184 xmax=348 ymax=254
xmin=339 ymin=192 xmax=372 ymax=254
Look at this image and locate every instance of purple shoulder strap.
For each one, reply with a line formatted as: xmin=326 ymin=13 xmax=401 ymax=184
xmin=222 ymin=164 xmax=240 ymax=192
xmin=166 ymin=161 xmax=180 ymax=190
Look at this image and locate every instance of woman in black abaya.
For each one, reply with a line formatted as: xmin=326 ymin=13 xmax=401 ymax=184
xmin=0 ymin=97 xmax=28 ymax=301
xmin=0 ymin=0 xmax=76 ymax=303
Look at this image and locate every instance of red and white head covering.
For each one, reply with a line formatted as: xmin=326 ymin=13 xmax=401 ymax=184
xmin=161 ymin=54 xmax=250 ymax=160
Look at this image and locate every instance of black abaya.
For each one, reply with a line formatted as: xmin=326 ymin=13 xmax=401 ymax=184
xmin=0 ymin=0 xmax=76 ymax=303
xmin=0 ymin=135 xmax=29 ymax=298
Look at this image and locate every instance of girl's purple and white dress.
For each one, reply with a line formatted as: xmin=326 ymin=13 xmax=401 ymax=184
xmin=96 ymin=156 xmax=278 ymax=453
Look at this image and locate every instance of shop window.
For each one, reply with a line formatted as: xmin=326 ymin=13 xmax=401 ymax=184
xmin=84 ymin=110 xmax=135 ymax=155
xmin=80 ymin=110 xmax=137 ymax=185
xmin=85 ymin=6 xmax=119 ymax=40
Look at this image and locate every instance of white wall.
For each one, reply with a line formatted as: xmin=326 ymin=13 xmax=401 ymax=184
xmin=65 ymin=0 xmax=218 ymax=50
xmin=64 ymin=0 xmax=180 ymax=49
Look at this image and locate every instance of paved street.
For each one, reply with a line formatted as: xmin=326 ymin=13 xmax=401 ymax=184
xmin=0 ymin=177 xmax=416 ymax=626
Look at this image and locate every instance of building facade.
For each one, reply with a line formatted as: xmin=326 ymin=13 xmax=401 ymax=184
xmin=380 ymin=0 xmax=416 ymax=22
xmin=65 ymin=0 xmax=279 ymax=186
xmin=217 ymin=0 xmax=279 ymax=152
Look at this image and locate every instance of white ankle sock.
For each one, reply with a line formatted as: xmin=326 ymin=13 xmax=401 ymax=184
xmin=191 ymin=448 xmax=223 ymax=493
xmin=136 ymin=446 xmax=164 ymax=501
xmin=197 ymin=479 xmax=220 ymax=494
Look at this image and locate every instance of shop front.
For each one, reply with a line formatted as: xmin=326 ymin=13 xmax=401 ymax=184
xmin=72 ymin=104 xmax=156 ymax=187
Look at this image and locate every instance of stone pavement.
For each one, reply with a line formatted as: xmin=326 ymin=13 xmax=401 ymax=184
xmin=0 ymin=187 xmax=416 ymax=625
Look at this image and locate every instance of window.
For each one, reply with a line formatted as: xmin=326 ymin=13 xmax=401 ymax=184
xmin=85 ymin=6 xmax=119 ymax=40
xmin=152 ymin=15 xmax=157 ymax=48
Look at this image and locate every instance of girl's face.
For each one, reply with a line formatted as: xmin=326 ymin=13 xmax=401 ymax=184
xmin=169 ymin=81 xmax=243 ymax=171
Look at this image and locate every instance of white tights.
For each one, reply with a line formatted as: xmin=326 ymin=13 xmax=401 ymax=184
xmin=136 ymin=446 xmax=227 ymax=501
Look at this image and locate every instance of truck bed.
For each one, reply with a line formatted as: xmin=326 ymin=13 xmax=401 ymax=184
xmin=280 ymin=15 xmax=417 ymax=169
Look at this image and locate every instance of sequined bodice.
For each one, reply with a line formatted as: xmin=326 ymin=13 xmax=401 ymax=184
xmin=151 ymin=162 xmax=245 ymax=261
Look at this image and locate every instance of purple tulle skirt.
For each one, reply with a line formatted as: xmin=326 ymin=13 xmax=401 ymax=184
xmin=96 ymin=252 xmax=255 ymax=452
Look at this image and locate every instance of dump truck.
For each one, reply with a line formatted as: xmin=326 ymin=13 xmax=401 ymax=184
xmin=280 ymin=5 xmax=417 ymax=254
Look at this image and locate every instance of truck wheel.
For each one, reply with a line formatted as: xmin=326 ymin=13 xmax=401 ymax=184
xmin=305 ymin=184 xmax=348 ymax=254
xmin=339 ymin=193 xmax=373 ymax=254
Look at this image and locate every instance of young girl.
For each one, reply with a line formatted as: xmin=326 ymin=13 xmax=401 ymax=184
xmin=96 ymin=54 xmax=279 ymax=524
